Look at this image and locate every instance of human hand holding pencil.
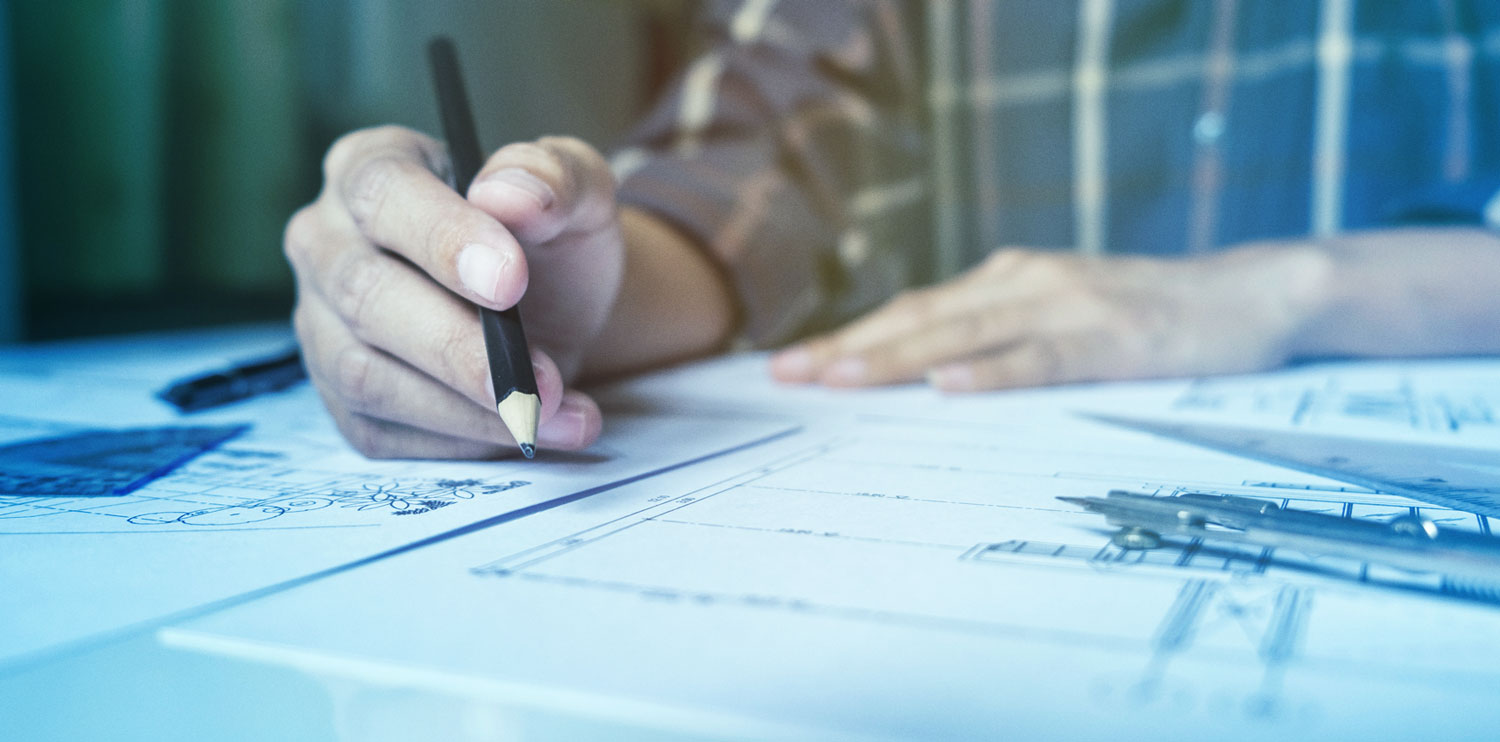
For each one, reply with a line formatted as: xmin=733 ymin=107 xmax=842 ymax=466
xmin=282 ymin=54 xmax=625 ymax=458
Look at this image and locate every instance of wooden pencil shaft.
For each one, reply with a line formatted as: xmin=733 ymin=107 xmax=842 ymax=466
xmin=427 ymin=38 xmax=483 ymax=193
xmin=481 ymin=305 xmax=538 ymax=397
xmin=427 ymin=36 xmax=540 ymax=445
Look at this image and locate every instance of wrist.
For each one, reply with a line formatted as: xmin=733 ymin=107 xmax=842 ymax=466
xmin=1204 ymin=240 xmax=1336 ymax=364
xmin=576 ymin=208 xmax=737 ymax=381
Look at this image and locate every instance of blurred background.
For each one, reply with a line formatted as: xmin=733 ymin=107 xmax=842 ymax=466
xmin=0 ymin=0 xmax=696 ymax=343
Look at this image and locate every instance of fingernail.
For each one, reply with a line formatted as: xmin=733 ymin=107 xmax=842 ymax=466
xmin=538 ymin=398 xmax=589 ymax=448
xmin=823 ymin=357 xmax=865 ymax=385
xmin=457 ymin=243 xmax=509 ymax=305
xmin=480 ymin=168 xmax=555 ymax=209
xmin=927 ymin=364 xmax=973 ymax=392
xmin=770 ymin=348 xmax=815 ymax=380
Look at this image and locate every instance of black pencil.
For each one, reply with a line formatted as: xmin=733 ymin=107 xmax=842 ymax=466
xmin=428 ymin=37 xmax=540 ymax=458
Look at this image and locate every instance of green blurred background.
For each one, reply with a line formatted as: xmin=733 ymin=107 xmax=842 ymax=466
xmin=0 ymin=0 xmax=693 ymax=343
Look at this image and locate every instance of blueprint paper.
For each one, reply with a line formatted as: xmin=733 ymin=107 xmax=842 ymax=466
xmin=167 ymin=354 xmax=1500 ymax=740
xmin=0 ymin=329 xmax=793 ymax=671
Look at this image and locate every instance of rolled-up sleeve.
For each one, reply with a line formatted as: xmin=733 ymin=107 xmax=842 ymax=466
xmin=613 ymin=0 xmax=928 ymax=347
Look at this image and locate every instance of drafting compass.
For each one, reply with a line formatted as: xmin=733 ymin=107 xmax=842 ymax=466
xmin=1087 ymin=414 xmax=1500 ymax=518
xmin=1060 ymin=489 xmax=1500 ymax=586
xmin=1062 ymin=414 xmax=1500 ymax=586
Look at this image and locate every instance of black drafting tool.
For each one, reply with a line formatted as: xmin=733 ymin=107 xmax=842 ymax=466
xmin=428 ymin=36 xmax=540 ymax=459
xmin=156 ymin=347 xmax=305 ymax=413
xmin=1088 ymin=414 xmax=1500 ymax=518
xmin=0 ymin=425 xmax=247 ymax=497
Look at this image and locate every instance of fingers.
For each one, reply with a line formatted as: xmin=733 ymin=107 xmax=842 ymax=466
xmin=465 ymin=137 xmax=626 ymax=381
xmin=321 ymin=385 xmax=603 ymax=459
xmin=296 ymin=294 xmax=602 ymax=454
xmin=329 ymin=413 xmax=515 ymax=461
xmin=770 ymin=286 xmax=1029 ymax=387
xmin=769 ymin=249 xmax=1136 ymax=390
xmin=325 ymin=394 xmax=603 ymax=460
xmin=290 ymin=126 xmax=620 ymax=459
xmin=769 ymin=249 xmax=1059 ymax=385
xmin=296 ymin=237 xmax=512 ymax=405
xmin=815 ymin=302 xmax=1062 ymax=387
xmin=297 ymin=279 xmax=566 ymax=432
xmin=467 ymin=137 xmax=617 ymax=246
xmin=542 ymin=390 xmax=604 ymax=451
xmin=770 ymin=286 xmax=981 ymax=384
xmin=324 ymin=126 xmax=530 ymax=310
xmin=928 ymin=338 xmax=1096 ymax=392
xmin=298 ymin=294 xmax=515 ymax=442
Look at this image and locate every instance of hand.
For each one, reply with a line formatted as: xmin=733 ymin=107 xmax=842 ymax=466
xmin=284 ymin=126 xmax=623 ymax=458
xmin=769 ymin=245 xmax=1328 ymax=391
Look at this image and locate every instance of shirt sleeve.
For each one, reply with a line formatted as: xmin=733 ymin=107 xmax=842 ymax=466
xmin=612 ymin=0 xmax=929 ymax=347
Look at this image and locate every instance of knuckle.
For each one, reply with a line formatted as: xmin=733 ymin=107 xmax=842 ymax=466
xmin=324 ymin=127 xmax=389 ymax=180
xmin=420 ymin=207 xmax=471 ymax=263
xmin=332 ymin=344 xmax=378 ymax=408
xmin=888 ymin=290 xmax=920 ymax=313
xmin=1103 ymin=320 xmax=1156 ymax=376
xmin=502 ymin=141 xmax=552 ymax=162
xmin=956 ymin=312 xmax=992 ymax=345
xmin=342 ymin=418 xmax=385 ymax=458
xmin=291 ymin=303 xmax=314 ymax=346
xmin=542 ymin=135 xmax=608 ymax=173
xmin=980 ymin=247 xmax=1026 ymax=274
xmin=322 ymin=131 xmax=365 ymax=180
xmin=331 ymin=253 xmax=385 ymax=332
xmin=1026 ymin=342 xmax=1065 ymax=382
xmin=501 ymin=141 xmax=570 ymax=188
xmin=282 ymin=206 xmax=319 ymax=267
xmin=341 ymin=154 xmax=406 ymax=230
xmin=897 ymin=289 xmax=935 ymax=323
xmin=435 ymin=320 xmax=485 ymax=395
xmin=1023 ymin=256 xmax=1063 ymax=282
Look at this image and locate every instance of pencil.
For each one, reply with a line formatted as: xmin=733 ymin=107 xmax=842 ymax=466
xmin=427 ymin=37 xmax=540 ymax=458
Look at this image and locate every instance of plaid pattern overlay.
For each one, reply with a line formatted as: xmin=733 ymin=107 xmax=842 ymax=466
xmin=616 ymin=0 xmax=1500 ymax=346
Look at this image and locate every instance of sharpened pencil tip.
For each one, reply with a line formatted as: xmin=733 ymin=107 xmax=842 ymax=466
xmin=496 ymin=392 xmax=541 ymax=462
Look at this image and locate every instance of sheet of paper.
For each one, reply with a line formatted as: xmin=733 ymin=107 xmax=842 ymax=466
xmin=618 ymin=353 xmax=1500 ymax=444
xmin=0 ymin=328 xmax=793 ymax=671
xmin=166 ymin=353 xmax=1500 ymax=740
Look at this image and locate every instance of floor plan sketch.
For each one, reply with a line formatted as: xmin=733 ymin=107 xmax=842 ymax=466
xmin=0 ymin=387 xmax=791 ymax=670
xmin=0 ymin=409 xmax=536 ymax=534
xmin=168 ymin=404 xmax=1500 ymax=739
xmin=1170 ymin=362 xmax=1500 ymax=437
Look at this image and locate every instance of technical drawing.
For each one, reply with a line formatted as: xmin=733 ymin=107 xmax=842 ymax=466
xmin=465 ymin=420 xmax=1500 ymax=721
xmin=1172 ymin=371 xmax=1498 ymax=434
xmin=0 ymin=415 xmax=531 ymax=534
xmin=0 ymin=474 xmax=530 ymax=533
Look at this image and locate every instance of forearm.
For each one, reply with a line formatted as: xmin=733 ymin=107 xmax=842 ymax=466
xmin=1270 ymin=227 xmax=1500 ymax=359
xmin=577 ymin=207 xmax=737 ymax=381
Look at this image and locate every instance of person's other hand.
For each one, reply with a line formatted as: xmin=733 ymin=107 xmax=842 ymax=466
xmin=769 ymin=245 xmax=1328 ymax=391
xmin=284 ymin=126 xmax=622 ymax=457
